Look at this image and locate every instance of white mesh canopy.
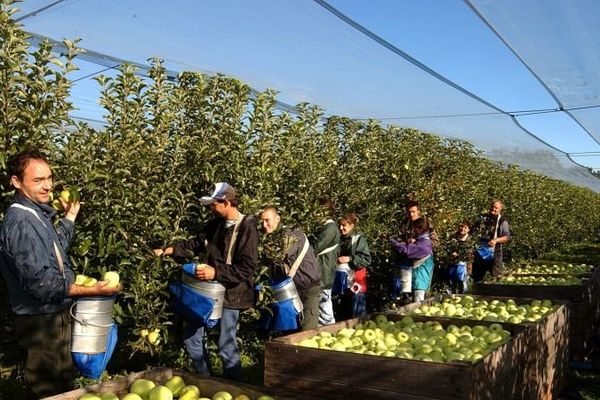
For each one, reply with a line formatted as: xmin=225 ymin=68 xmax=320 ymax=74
xmin=13 ymin=0 xmax=600 ymax=191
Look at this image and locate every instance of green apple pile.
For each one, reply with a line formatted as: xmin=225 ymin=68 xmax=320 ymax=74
xmin=408 ymin=296 xmax=557 ymax=323
xmin=497 ymin=275 xmax=582 ymax=286
xmin=296 ymin=315 xmax=511 ymax=363
xmin=77 ymin=376 xmax=275 ymax=400
xmin=511 ymin=263 xmax=593 ymax=274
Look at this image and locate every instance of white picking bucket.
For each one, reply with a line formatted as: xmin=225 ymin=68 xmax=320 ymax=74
xmin=394 ymin=266 xmax=412 ymax=293
xmin=70 ymin=296 xmax=115 ymax=354
xmin=336 ymin=263 xmax=355 ymax=288
xmin=182 ymin=274 xmax=227 ymax=320
xmin=271 ymin=277 xmax=303 ymax=313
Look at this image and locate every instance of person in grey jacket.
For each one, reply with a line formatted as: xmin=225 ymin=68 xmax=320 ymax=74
xmin=0 ymin=151 xmax=120 ymax=398
xmin=260 ymin=206 xmax=321 ymax=330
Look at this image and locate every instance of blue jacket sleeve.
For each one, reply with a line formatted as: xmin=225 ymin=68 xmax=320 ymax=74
xmin=4 ymin=219 xmax=71 ymax=304
xmin=55 ymin=218 xmax=75 ymax=252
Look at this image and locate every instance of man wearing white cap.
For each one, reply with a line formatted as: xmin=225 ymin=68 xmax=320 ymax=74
xmin=154 ymin=182 xmax=258 ymax=380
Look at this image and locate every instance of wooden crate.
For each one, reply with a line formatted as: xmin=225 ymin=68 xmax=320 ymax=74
xmin=391 ymin=295 xmax=570 ymax=400
xmin=473 ymin=274 xmax=599 ymax=361
xmin=265 ymin=314 xmax=530 ymax=400
xmin=42 ymin=367 xmax=296 ymax=400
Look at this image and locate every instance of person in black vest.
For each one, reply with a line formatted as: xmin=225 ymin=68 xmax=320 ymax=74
xmin=472 ymin=199 xmax=511 ymax=282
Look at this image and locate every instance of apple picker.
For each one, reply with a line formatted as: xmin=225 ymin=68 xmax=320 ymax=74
xmin=0 ymin=151 xmax=121 ymax=398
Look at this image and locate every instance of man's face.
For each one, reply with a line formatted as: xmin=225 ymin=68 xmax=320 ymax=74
xmin=11 ymin=159 xmax=53 ymax=204
xmin=261 ymin=210 xmax=280 ymax=234
xmin=407 ymin=206 xmax=420 ymax=221
xmin=489 ymin=202 xmax=502 ymax=216
xmin=210 ymin=200 xmax=228 ymax=218
xmin=458 ymin=224 xmax=470 ymax=236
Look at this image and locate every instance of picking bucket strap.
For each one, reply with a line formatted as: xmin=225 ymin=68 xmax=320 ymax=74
xmin=10 ymin=203 xmax=65 ymax=276
xmin=287 ymin=234 xmax=310 ymax=279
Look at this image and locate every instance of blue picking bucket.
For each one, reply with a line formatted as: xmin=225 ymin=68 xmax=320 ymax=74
xmin=271 ymin=277 xmax=303 ymax=313
xmin=182 ymin=274 xmax=226 ymax=320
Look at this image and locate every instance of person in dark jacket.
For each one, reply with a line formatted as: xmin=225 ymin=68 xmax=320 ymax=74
xmin=154 ymin=182 xmax=258 ymax=380
xmin=335 ymin=213 xmax=371 ymax=320
xmin=310 ymin=197 xmax=340 ymax=326
xmin=260 ymin=206 xmax=321 ymax=330
xmin=0 ymin=151 xmax=121 ymax=398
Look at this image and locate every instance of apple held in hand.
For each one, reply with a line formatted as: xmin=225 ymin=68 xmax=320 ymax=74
xmin=83 ymin=277 xmax=98 ymax=287
xmin=75 ymin=274 xmax=88 ymax=286
xmin=102 ymin=271 xmax=120 ymax=288
xmin=60 ymin=186 xmax=81 ymax=203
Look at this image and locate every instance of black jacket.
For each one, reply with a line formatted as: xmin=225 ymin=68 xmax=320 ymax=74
xmin=173 ymin=214 xmax=259 ymax=309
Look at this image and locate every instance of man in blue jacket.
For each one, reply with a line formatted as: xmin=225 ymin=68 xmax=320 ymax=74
xmin=0 ymin=151 xmax=120 ymax=398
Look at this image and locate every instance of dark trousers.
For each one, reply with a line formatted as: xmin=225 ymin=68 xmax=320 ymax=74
xmin=472 ymin=254 xmax=503 ymax=282
xmin=13 ymin=308 xmax=77 ymax=398
xmin=300 ymin=284 xmax=321 ymax=330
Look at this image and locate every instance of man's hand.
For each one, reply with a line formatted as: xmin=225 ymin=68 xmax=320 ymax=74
xmin=488 ymin=238 xmax=497 ymax=247
xmin=62 ymin=199 xmax=81 ymax=222
xmin=153 ymin=247 xmax=173 ymax=257
xmin=94 ymin=280 xmax=122 ymax=295
xmin=69 ymin=280 xmax=122 ymax=297
xmin=196 ymin=264 xmax=216 ymax=280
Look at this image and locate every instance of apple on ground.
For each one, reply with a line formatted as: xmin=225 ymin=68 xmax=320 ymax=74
xmin=101 ymin=394 xmax=119 ymax=400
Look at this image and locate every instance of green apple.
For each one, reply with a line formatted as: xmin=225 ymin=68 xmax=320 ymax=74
xmin=75 ymin=274 xmax=88 ymax=285
xmin=130 ymin=378 xmax=156 ymax=398
xmin=256 ymin=397 xmax=275 ymax=400
xmin=101 ymin=394 xmax=119 ymax=400
xmin=181 ymin=385 xmax=201 ymax=397
xmin=180 ymin=390 xmax=200 ymax=400
xmin=122 ymin=394 xmax=143 ymax=400
xmin=149 ymin=385 xmax=173 ymax=400
xmin=164 ymin=376 xmax=185 ymax=397
xmin=147 ymin=329 xmax=161 ymax=345
xmin=234 ymin=395 xmax=251 ymax=400
xmin=102 ymin=271 xmax=121 ymax=288
xmin=83 ymin=277 xmax=98 ymax=287
xmin=212 ymin=392 xmax=233 ymax=400
xmin=298 ymin=338 xmax=319 ymax=348
xmin=79 ymin=394 xmax=102 ymax=400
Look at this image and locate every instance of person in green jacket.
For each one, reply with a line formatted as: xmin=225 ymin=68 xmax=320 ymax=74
xmin=335 ymin=213 xmax=372 ymax=320
xmin=310 ymin=197 xmax=340 ymax=326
